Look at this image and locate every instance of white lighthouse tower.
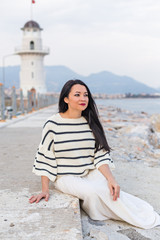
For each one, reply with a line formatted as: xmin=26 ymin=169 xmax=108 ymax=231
xmin=15 ymin=20 xmax=49 ymax=96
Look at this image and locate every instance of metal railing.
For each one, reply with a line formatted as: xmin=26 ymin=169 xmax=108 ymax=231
xmin=0 ymin=84 xmax=58 ymax=121
xmin=15 ymin=46 xmax=49 ymax=55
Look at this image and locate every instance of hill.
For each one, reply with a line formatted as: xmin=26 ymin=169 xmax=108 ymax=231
xmin=0 ymin=65 xmax=159 ymax=94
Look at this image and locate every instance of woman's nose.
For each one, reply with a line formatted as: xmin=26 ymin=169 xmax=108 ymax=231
xmin=80 ymin=95 xmax=86 ymax=101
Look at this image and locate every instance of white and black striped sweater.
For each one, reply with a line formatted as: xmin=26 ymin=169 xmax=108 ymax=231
xmin=33 ymin=113 xmax=115 ymax=182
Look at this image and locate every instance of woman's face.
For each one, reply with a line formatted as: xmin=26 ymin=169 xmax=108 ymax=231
xmin=64 ymin=84 xmax=89 ymax=113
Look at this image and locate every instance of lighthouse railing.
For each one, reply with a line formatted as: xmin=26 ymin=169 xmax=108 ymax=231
xmin=0 ymin=84 xmax=58 ymax=121
xmin=15 ymin=47 xmax=50 ymax=54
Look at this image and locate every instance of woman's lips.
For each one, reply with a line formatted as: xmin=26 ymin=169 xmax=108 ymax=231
xmin=80 ymin=103 xmax=86 ymax=106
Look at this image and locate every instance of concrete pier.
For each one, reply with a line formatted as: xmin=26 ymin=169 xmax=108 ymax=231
xmin=0 ymin=105 xmax=82 ymax=240
xmin=1 ymin=104 xmax=160 ymax=240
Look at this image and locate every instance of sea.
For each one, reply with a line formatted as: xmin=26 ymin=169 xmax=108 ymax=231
xmin=95 ymin=98 xmax=160 ymax=115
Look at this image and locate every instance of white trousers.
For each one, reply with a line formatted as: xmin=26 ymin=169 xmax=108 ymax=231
xmin=54 ymin=169 xmax=160 ymax=229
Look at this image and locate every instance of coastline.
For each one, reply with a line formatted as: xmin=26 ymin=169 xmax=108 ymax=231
xmin=95 ymin=98 xmax=160 ymax=115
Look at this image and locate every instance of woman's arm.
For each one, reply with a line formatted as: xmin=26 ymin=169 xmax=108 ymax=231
xmin=29 ymin=176 xmax=50 ymax=203
xmin=98 ymin=164 xmax=120 ymax=201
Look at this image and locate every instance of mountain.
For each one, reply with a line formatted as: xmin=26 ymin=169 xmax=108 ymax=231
xmin=157 ymin=87 xmax=160 ymax=92
xmin=84 ymin=71 xmax=158 ymax=94
xmin=0 ymin=66 xmax=20 ymax=89
xmin=45 ymin=66 xmax=82 ymax=92
xmin=0 ymin=65 xmax=159 ymax=94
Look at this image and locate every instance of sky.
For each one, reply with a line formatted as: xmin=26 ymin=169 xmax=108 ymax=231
xmin=0 ymin=0 xmax=160 ymax=88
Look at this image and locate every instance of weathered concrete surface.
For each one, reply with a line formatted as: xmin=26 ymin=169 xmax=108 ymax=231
xmin=0 ymin=189 xmax=82 ymax=240
xmin=0 ymin=105 xmax=82 ymax=240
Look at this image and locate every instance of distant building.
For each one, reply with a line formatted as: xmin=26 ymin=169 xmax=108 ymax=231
xmin=15 ymin=20 xmax=49 ymax=96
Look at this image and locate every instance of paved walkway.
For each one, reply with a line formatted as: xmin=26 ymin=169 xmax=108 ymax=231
xmin=0 ymin=105 xmax=82 ymax=240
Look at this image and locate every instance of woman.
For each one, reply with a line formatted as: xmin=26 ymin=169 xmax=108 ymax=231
xmin=29 ymin=79 xmax=160 ymax=229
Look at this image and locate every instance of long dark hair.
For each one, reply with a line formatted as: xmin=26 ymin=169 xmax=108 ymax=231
xmin=58 ymin=79 xmax=111 ymax=152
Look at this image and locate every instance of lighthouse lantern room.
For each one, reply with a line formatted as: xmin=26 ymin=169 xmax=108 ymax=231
xmin=15 ymin=20 xmax=49 ymax=96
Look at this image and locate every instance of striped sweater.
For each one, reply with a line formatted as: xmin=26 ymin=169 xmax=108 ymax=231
xmin=33 ymin=113 xmax=115 ymax=182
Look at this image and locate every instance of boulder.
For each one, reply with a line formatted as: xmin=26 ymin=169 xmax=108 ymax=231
xmin=148 ymin=131 xmax=160 ymax=149
xmin=150 ymin=114 xmax=160 ymax=132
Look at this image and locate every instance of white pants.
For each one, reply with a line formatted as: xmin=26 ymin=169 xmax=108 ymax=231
xmin=54 ymin=169 xmax=160 ymax=229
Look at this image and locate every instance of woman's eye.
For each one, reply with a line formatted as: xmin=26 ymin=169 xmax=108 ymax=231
xmin=74 ymin=93 xmax=88 ymax=97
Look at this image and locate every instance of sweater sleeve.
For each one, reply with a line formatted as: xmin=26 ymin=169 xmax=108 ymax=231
xmin=94 ymin=148 xmax=115 ymax=170
xmin=32 ymin=121 xmax=57 ymax=182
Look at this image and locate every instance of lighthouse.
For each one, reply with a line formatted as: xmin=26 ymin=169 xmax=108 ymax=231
xmin=15 ymin=20 xmax=49 ymax=96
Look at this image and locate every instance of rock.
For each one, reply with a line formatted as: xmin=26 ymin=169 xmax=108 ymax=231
xmin=150 ymin=114 xmax=160 ymax=132
xmin=149 ymin=114 xmax=160 ymax=149
xmin=151 ymin=149 xmax=160 ymax=159
xmin=50 ymin=225 xmax=56 ymax=228
xmin=148 ymin=131 xmax=160 ymax=149
xmin=114 ymin=126 xmax=123 ymax=130
xmin=119 ymin=125 xmax=149 ymax=139
xmin=10 ymin=223 xmax=15 ymax=227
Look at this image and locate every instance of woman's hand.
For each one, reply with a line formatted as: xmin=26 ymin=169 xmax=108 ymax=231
xmin=108 ymin=179 xmax=120 ymax=201
xmin=98 ymin=164 xmax=120 ymax=201
xmin=29 ymin=191 xmax=49 ymax=204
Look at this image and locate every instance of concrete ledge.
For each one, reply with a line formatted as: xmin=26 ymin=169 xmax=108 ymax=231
xmin=0 ymin=188 xmax=82 ymax=240
xmin=0 ymin=105 xmax=83 ymax=239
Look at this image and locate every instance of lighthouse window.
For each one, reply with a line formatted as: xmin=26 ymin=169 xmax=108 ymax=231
xmin=31 ymin=61 xmax=34 ymax=65
xmin=30 ymin=41 xmax=34 ymax=50
xmin=32 ymin=72 xmax=34 ymax=78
